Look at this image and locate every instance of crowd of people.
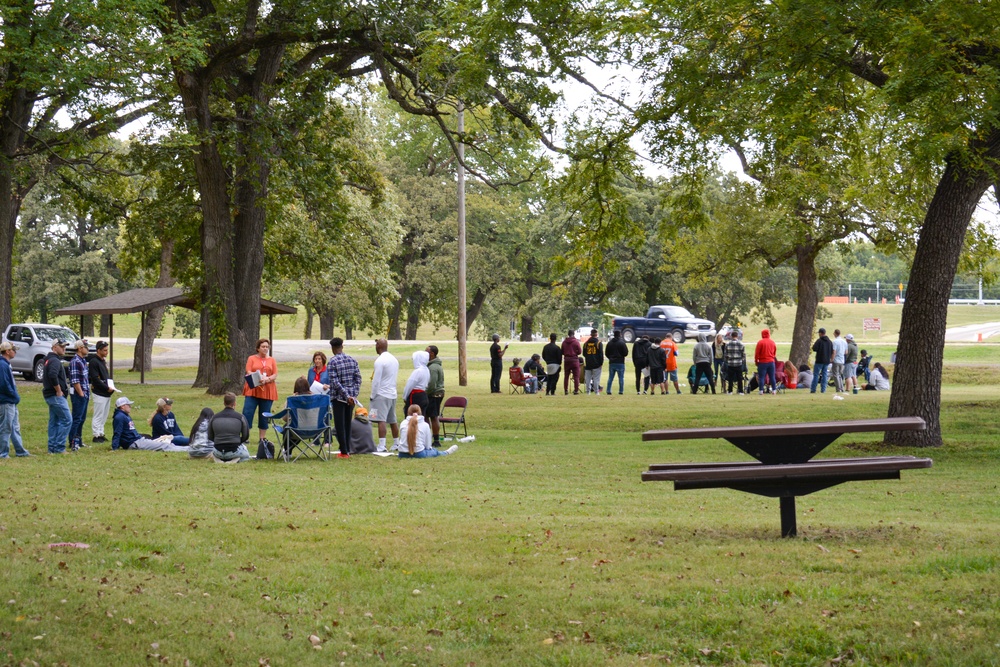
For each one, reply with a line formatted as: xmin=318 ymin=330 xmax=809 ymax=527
xmin=0 ymin=335 xmax=459 ymax=462
xmin=504 ymin=327 xmax=889 ymax=397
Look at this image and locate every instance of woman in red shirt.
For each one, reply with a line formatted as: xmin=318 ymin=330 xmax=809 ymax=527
xmin=243 ymin=338 xmax=278 ymax=446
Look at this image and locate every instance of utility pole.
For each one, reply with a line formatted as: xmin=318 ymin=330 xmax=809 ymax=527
xmin=457 ymin=103 xmax=468 ymax=386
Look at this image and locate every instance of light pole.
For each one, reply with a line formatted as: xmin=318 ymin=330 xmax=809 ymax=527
xmin=457 ymin=103 xmax=468 ymax=386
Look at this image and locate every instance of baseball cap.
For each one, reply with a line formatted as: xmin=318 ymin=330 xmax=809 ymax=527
xmin=0 ymin=341 xmax=16 ymax=352
xmin=115 ymin=396 xmax=134 ymax=408
xmin=845 ymin=334 xmax=854 ymax=340
xmin=156 ymin=397 xmax=173 ymax=408
xmin=71 ymin=339 xmax=88 ymax=350
xmin=52 ymin=339 xmax=68 ymax=349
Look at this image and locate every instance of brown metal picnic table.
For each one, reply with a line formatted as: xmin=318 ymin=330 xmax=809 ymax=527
xmin=641 ymin=417 xmax=933 ymax=537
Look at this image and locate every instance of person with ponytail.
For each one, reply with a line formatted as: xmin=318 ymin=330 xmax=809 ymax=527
xmin=397 ymin=405 xmax=458 ymax=459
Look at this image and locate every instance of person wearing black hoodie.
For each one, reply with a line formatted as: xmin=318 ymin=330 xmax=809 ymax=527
xmin=810 ymin=328 xmax=834 ymax=393
xmin=604 ymin=330 xmax=628 ymax=395
xmin=632 ymin=335 xmax=651 ymax=394
xmin=541 ymin=333 xmax=562 ymax=395
xmin=582 ymin=329 xmax=604 ymax=395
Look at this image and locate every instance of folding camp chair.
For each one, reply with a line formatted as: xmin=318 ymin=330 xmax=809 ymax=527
xmin=439 ymin=396 xmax=468 ymax=439
xmin=686 ymin=364 xmax=712 ymax=394
xmin=509 ymin=367 xmax=526 ymax=394
xmin=264 ymin=394 xmax=331 ymax=462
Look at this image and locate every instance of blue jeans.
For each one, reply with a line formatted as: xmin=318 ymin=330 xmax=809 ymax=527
xmin=170 ymin=435 xmax=190 ymax=446
xmin=810 ymin=364 xmax=830 ymax=393
xmin=212 ymin=445 xmax=251 ymax=462
xmin=0 ymin=403 xmax=28 ymax=457
xmin=45 ymin=395 xmax=72 ymax=453
xmin=757 ymin=362 xmax=776 ymax=392
xmin=70 ymin=393 xmax=89 ymax=446
xmin=606 ymin=363 xmax=625 ymax=394
xmin=242 ymin=396 xmax=274 ymax=431
xmin=398 ymin=448 xmax=448 ymax=458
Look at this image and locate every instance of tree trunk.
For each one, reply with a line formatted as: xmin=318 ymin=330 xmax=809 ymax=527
xmin=789 ymin=244 xmax=820 ymax=368
xmin=100 ymin=314 xmax=110 ymax=338
xmin=304 ymin=304 xmax=314 ymax=339
xmin=519 ymin=314 xmax=534 ymax=341
xmin=344 ymin=322 xmax=353 ymax=340
xmin=405 ymin=293 xmax=422 ymax=340
xmin=886 ymin=140 xmax=1000 ymax=447
xmin=0 ymin=189 xmax=21 ymax=334
xmin=319 ymin=311 xmax=334 ymax=340
xmin=81 ymin=315 xmax=94 ymax=338
xmin=131 ymin=239 xmax=175 ymax=373
xmin=387 ymin=297 xmax=404 ymax=339
xmin=465 ymin=289 xmax=487 ymax=333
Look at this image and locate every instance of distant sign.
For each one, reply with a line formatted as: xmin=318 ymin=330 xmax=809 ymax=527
xmin=863 ymin=318 xmax=881 ymax=331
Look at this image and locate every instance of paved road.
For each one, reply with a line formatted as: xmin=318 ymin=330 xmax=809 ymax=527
xmin=943 ymin=322 xmax=1000 ymax=342
xmin=107 ymin=338 xmax=460 ymax=370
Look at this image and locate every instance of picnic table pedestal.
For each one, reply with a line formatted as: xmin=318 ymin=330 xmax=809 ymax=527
xmin=642 ymin=417 xmax=933 ymax=537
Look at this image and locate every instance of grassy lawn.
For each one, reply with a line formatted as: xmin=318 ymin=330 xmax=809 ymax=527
xmin=2 ymin=355 xmax=999 ymax=666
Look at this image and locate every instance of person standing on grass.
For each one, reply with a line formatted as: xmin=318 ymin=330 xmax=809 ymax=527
xmin=489 ymin=334 xmax=507 ymax=393
xmin=605 ymin=330 xmax=628 ymax=396
xmin=68 ymin=339 xmax=90 ymax=450
xmin=647 ymin=337 xmax=667 ymax=394
xmin=831 ymin=329 xmax=847 ymax=392
xmin=844 ymin=334 xmax=859 ymax=393
xmin=208 ymin=392 xmax=251 ymax=462
xmin=243 ymin=337 xmax=277 ymax=452
xmin=582 ymin=329 xmax=604 ymax=395
xmin=754 ymin=329 xmax=777 ymax=395
xmin=89 ymin=341 xmax=113 ymax=444
xmin=398 ymin=404 xmax=459 ymax=458
xmin=691 ymin=333 xmax=716 ymax=394
xmin=561 ymin=329 xmax=582 ymax=395
xmin=810 ymin=328 xmax=833 ymax=393
xmin=660 ymin=336 xmax=682 ymax=395
xmin=712 ymin=333 xmax=727 ymax=384
xmin=0 ymin=342 xmax=29 ymax=458
xmin=724 ymin=330 xmax=746 ymax=394
xmin=403 ymin=350 xmax=430 ymax=416
xmin=370 ymin=338 xmax=400 ymax=452
xmin=425 ymin=345 xmax=445 ymax=448
xmin=42 ymin=339 xmax=72 ymax=454
xmin=327 ymin=337 xmax=361 ymax=459
xmin=542 ymin=333 xmax=562 ymax=395
xmin=632 ymin=335 xmax=651 ymax=394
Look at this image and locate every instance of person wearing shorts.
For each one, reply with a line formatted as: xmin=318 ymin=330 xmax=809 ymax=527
xmin=370 ymin=339 xmax=400 ymax=452
xmin=425 ymin=345 xmax=445 ymax=448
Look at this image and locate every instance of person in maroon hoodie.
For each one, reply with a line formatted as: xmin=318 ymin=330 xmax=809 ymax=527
xmin=754 ymin=329 xmax=778 ymax=395
xmin=561 ymin=329 xmax=583 ymax=395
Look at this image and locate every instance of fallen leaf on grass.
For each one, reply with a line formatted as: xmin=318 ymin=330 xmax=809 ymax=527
xmin=699 ymin=648 xmax=716 ymax=656
xmin=427 ymin=629 xmax=443 ymax=636
xmin=542 ymin=638 xmax=554 ymax=645
xmin=848 ymin=549 xmax=862 ymax=554
xmin=48 ymin=542 xmax=89 ymax=549
xmin=816 ymin=545 xmax=830 ymax=553
xmin=308 ymin=634 xmax=322 ymax=646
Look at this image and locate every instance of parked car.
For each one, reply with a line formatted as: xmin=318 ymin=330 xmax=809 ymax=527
xmin=718 ymin=324 xmax=744 ymax=341
xmin=612 ymin=306 xmax=716 ymax=344
xmin=1 ymin=324 xmax=94 ymax=381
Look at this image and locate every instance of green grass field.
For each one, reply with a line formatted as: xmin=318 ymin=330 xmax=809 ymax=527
xmin=1 ymin=353 xmax=999 ymax=666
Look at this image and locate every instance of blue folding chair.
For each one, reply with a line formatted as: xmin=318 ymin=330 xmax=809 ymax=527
xmin=264 ymin=394 xmax=331 ymax=462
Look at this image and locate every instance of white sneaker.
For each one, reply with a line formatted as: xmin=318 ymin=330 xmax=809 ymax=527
xmin=376 ymin=445 xmax=387 ymax=453
xmin=445 ymin=445 xmax=459 ymax=455
xmin=389 ymin=444 xmax=398 ymax=452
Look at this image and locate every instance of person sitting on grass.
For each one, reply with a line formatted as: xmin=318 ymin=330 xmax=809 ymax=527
xmin=187 ymin=407 xmax=215 ymax=459
xmin=112 ymin=397 xmax=189 ymax=452
xmin=783 ymin=360 xmax=798 ymax=389
xmin=398 ymin=405 xmax=458 ymax=459
xmin=208 ymin=392 xmax=251 ymax=463
xmin=149 ymin=397 xmax=190 ymax=446
xmin=796 ymin=363 xmax=813 ymax=390
xmin=864 ymin=362 xmax=891 ymax=391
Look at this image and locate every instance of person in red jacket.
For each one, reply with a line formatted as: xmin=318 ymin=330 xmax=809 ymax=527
xmin=754 ymin=329 xmax=778 ymax=394
xmin=561 ymin=329 xmax=583 ymax=395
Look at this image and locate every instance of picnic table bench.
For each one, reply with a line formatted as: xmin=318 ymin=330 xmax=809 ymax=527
xmin=641 ymin=417 xmax=933 ymax=537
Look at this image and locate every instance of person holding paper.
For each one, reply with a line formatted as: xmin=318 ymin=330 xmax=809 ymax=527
xmin=88 ymin=341 xmax=113 ymax=444
xmin=243 ymin=338 xmax=278 ymax=451
xmin=308 ymin=351 xmax=329 ymax=388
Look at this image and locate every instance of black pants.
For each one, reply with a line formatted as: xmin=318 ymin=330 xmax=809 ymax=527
xmin=726 ymin=367 xmax=744 ymax=394
xmin=545 ymin=369 xmax=560 ymax=395
xmin=490 ymin=360 xmax=502 ymax=393
xmin=693 ymin=361 xmax=716 ymax=394
xmin=404 ymin=390 xmax=429 ymax=417
xmin=634 ymin=365 xmax=649 ymax=393
xmin=332 ymin=400 xmax=353 ymax=455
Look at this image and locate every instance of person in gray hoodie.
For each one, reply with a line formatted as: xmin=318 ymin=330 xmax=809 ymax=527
xmin=691 ymin=333 xmax=716 ymax=394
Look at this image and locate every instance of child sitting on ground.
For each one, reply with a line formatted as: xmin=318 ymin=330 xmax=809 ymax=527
xmin=398 ymin=405 xmax=458 ymax=458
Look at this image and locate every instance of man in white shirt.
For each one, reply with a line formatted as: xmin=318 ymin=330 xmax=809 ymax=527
xmin=831 ymin=329 xmax=848 ymax=393
xmin=369 ymin=338 xmax=400 ymax=452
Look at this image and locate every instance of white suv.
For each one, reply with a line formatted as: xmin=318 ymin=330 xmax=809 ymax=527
xmin=1 ymin=324 xmax=91 ymax=381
